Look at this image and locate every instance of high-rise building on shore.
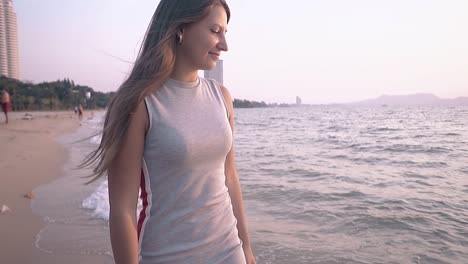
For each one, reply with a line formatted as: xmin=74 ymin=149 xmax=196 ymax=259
xmin=0 ymin=0 xmax=19 ymax=79
xmin=296 ymin=96 xmax=302 ymax=105
xmin=204 ymin=59 xmax=223 ymax=84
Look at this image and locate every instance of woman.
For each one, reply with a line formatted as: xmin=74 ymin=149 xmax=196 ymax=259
xmin=82 ymin=0 xmax=255 ymax=263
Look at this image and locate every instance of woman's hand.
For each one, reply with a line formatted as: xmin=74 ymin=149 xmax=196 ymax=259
xmin=243 ymin=244 xmax=256 ymax=264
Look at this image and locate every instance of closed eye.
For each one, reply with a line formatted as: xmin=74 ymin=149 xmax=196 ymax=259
xmin=211 ymin=23 xmax=227 ymax=34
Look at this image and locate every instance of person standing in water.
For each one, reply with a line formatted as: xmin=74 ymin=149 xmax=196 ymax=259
xmin=1 ymin=90 xmax=11 ymax=124
xmin=82 ymin=1 xmax=256 ymax=263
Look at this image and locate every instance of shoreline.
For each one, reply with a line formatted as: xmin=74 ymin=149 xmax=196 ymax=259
xmin=0 ymin=110 xmax=111 ymax=263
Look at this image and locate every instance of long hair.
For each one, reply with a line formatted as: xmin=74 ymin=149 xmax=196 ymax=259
xmin=81 ymin=0 xmax=231 ymax=183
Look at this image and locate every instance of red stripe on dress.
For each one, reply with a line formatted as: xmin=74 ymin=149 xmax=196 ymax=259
xmin=137 ymin=168 xmax=148 ymax=240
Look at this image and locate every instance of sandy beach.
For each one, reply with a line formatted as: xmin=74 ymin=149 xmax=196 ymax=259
xmin=0 ymin=111 xmax=111 ymax=263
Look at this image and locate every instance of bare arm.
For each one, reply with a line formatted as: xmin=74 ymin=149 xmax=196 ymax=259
xmin=107 ymin=101 xmax=148 ymax=264
xmin=220 ymin=85 xmax=256 ymax=264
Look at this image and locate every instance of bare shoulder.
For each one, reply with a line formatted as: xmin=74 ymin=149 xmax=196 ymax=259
xmin=219 ymin=84 xmax=233 ymax=102
xmin=218 ymin=83 xmax=234 ymax=118
xmin=130 ymin=99 xmax=149 ymax=133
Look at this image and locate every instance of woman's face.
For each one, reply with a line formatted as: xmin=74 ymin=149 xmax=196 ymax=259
xmin=177 ymin=5 xmax=229 ymax=71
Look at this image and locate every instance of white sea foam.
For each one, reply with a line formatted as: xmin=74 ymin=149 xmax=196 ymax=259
xmin=84 ymin=111 xmax=104 ymax=145
xmin=90 ymin=134 xmax=102 ymax=145
xmin=82 ymin=180 xmax=110 ymax=221
xmin=82 ymin=179 xmax=143 ymax=222
xmin=35 ymin=227 xmax=53 ymax=254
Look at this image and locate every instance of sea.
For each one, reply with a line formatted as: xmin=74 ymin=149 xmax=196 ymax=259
xmin=32 ymin=105 xmax=468 ymax=264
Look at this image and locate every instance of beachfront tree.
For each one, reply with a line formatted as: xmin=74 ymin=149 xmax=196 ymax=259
xmin=0 ymin=76 xmax=113 ymax=111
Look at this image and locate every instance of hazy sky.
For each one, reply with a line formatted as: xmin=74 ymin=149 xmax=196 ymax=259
xmin=16 ymin=0 xmax=468 ymax=104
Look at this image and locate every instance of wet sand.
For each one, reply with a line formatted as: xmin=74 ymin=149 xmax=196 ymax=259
xmin=0 ymin=111 xmax=110 ymax=263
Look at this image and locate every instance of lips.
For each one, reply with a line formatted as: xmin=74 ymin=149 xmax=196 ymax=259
xmin=209 ymin=52 xmax=220 ymax=59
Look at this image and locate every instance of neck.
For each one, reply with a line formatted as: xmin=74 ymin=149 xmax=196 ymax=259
xmin=171 ymin=60 xmax=199 ymax=82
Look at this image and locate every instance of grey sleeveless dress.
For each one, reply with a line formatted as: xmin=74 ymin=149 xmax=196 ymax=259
xmin=139 ymin=78 xmax=246 ymax=264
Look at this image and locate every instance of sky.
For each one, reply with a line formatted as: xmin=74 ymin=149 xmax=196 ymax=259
xmin=15 ymin=0 xmax=468 ymax=104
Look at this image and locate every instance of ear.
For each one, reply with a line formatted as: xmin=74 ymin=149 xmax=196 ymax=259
xmin=177 ymin=28 xmax=185 ymax=44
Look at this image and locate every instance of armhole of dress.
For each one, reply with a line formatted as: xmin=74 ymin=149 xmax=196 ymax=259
xmin=143 ymin=97 xmax=152 ymax=138
xmin=211 ymin=79 xmax=230 ymax=120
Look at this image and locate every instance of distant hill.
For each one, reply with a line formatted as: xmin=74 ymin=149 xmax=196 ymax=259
xmin=349 ymin=93 xmax=468 ymax=106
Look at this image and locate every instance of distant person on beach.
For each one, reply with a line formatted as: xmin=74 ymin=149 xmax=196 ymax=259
xmin=81 ymin=1 xmax=255 ymax=263
xmin=78 ymin=104 xmax=83 ymax=119
xmin=1 ymin=90 xmax=11 ymax=124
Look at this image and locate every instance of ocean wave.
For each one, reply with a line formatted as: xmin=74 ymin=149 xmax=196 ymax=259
xmin=81 ymin=180 xmax=110 ymax=221
xmin=381 ymin=144 xmax=451 ymax=154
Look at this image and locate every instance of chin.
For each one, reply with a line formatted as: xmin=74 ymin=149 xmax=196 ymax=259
xmin=201 ymin=62 xmax=217 ymax=71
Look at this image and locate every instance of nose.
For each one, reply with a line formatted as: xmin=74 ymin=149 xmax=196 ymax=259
xmin=217 ymin=33 xmax=228 ymax=52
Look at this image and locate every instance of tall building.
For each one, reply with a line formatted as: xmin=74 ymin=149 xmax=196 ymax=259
xmin=204 ymin=59 xmax=223 ymax=84
xmin=296 ymin=96 xmax=302 ymax=105
xmin=0 ymin=0 xmax=19 ymax=79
